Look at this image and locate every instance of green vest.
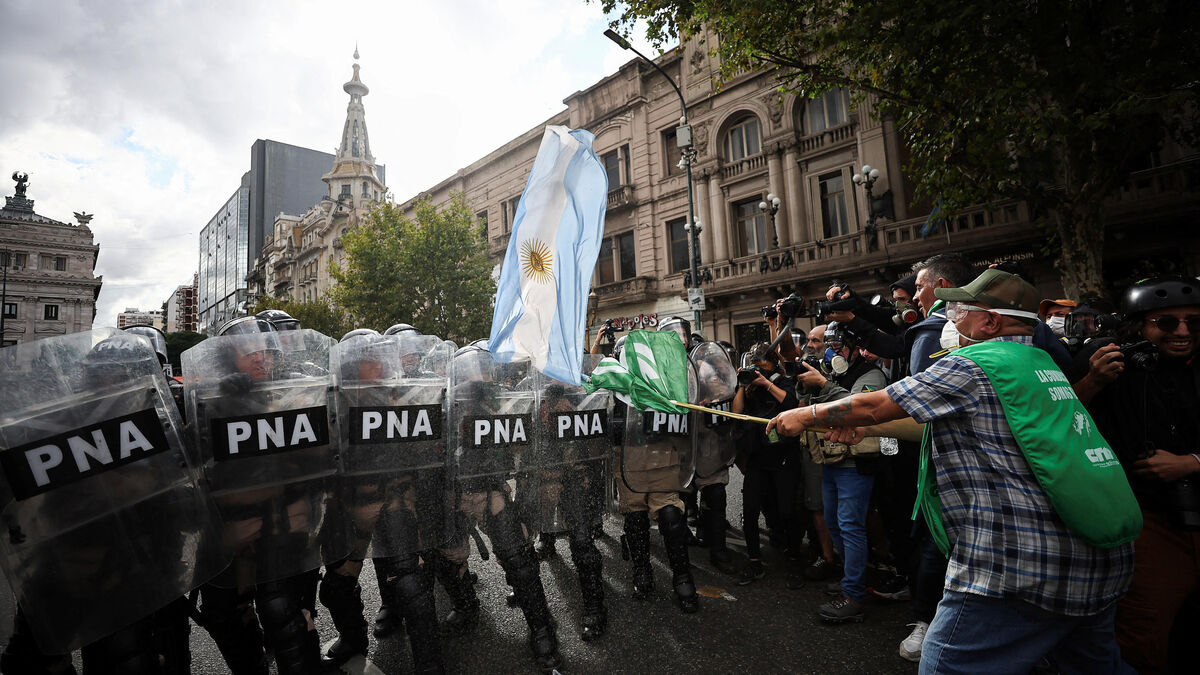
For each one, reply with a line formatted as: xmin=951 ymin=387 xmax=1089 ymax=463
xmin=915 ymin=340 xmax=1142 ymax=557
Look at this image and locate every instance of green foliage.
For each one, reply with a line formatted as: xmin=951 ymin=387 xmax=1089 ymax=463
xmin=249 ymin=296 xmax=355 ymax=341
xmin=164 ymin=330 xmax=206 ymax=373
xmin=601 ymin=0 xmax=1200 ymax=298
xmin=330 ymin=193 xmax=495 ymax=343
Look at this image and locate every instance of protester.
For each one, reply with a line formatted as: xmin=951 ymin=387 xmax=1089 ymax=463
xmin=768 ymin=269 xmax=1138 ymax=673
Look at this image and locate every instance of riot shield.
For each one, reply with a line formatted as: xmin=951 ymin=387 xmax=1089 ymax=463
xmin=520 ymin=355 xmax=613 ymax=533
xmin=619 ymin=360 xmax=698 ymax=493
xmin=0 ymin=329 xmax=229 ymax=653
xmin=447 ymin=349 xmax=535 ymax=487
xmin=690 ymin=341 xmax=739 ymax=478
xmin=182 ymin=328 xmax=340 ymax=584
xmin=328 ymin=333 xmax=453 ymax=560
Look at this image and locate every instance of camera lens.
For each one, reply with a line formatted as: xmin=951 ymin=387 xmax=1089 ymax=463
xmin=761 ymin=305 xmax=778 ymax=320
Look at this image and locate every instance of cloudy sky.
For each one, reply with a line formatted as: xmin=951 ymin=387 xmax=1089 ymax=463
xmin=0 ymin=0 xmax=660 ymax=326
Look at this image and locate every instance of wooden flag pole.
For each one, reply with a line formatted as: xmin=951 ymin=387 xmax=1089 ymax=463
xmin=667 ymin=400 xmax=830 ymax=434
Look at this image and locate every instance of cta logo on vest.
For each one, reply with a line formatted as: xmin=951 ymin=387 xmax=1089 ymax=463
xmin=1083 ymin=446 xmax=1119 ymax=468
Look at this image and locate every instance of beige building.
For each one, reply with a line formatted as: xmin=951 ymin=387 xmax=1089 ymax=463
xmin=116 ymin=307 xmax=164 ymax=329
xmin=1 ymin=172 xmax=103 ymax=347
xmin=401 ymin=38 xmax=1199 ymax=351
xmin=248 ymin=50 xmax=387 ymax=303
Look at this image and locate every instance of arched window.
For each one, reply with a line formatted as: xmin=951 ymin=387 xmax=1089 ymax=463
xmin=803 ymin=88 xmax=850 ymax=135
xmin=723 ymin=115 xmax=762 ymax=161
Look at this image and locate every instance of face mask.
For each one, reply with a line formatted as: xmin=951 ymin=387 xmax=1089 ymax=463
xmin=824 ymin=347 xmax=849 ymax=375
xmin=1046 ymin=316 xmax=1066 ymax=337
xmin=939 ymin=321 xmax=961 ymax=350
xmin=892 ymin=301 xmax=920 ymax=326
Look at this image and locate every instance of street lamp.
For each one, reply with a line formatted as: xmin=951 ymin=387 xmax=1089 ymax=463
xmin=852 ymin=165 xmax=882 ymax=250
xmin=758 ymin=193 xmax=781 ymax=249
xmin=605 ymin=28 xmax=702 ymax=327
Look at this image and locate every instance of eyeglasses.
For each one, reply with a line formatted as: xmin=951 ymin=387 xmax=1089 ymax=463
xmin=1144 ymin=315 xmax=1200 ymax=333
xmin=945 ymin=302 xmax=992 ymax=323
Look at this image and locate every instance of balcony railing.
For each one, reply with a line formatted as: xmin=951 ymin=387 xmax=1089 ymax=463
xmin=594 ymin=275 xmax=658 ymax=304
xmin=607 ymin=184 xmax=635 ymax=211
xmin=798 ymin=121 xmax=857 ymax=155
xmin=719 ymin=152 xmax=768 ymax=180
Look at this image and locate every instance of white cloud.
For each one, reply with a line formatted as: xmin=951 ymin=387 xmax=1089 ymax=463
xmin=0 ymin=0 xmax=672 ymax=326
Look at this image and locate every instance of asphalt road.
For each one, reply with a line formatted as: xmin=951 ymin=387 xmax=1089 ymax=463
xmin=175 ymin=469 xmax=923 ymax=674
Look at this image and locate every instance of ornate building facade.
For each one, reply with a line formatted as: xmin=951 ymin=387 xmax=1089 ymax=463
xmin=248 ymin=49 xmax=388 ymax=304
xmin=0 ymin=173 xmax=103 ymax=347
xmin=402 ymin=38 xmax=1199 ymax=351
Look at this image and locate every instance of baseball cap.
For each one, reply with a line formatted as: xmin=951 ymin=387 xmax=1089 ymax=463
xmin=935 ymin=269 xmax=1041 ymax=321
xmin=1038 ymin=298 xmax=1077 ymax=317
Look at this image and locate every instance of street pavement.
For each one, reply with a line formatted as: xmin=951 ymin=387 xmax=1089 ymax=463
xmin=179 ymin=470 xmax=923 ymax=674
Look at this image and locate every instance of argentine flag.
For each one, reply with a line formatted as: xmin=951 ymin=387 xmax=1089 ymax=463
xmin=488 ymin=126 xmax=608 ymax=384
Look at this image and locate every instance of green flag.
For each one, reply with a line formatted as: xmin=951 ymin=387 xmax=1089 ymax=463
xmin=584 ymin=329 xmax=690 ymax=413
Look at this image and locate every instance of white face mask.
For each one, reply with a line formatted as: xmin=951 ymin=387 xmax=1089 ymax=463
xmin=1046 ymin=316 xmax=1066 ymax=336
xmin=940 ymin=321 xmax=961 ymax=349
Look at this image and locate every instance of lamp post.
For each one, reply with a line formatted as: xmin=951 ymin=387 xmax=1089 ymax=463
xmin=605 ymin=29 xmax=702 ymax=328
xmin=758 ymin=193 xmax=781 ymax=249
xmin=852 ymin=165 xmax=881 ymax=250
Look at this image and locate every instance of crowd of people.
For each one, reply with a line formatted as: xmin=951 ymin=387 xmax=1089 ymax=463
xmin=0 ymin=252 xmax=1196 ymax=674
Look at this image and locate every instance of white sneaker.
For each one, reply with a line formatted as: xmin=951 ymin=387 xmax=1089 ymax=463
xmin=899 ymin=621 xmax=929 ymax=662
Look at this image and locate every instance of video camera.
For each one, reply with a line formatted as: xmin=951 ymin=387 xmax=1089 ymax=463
xmin=601 ymin=318 xmax=626 ymax=339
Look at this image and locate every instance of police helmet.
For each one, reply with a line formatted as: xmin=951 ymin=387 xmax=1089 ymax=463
xmin=611 ymin=335 xmax=628 ymax=360
xmin=80 ymin=334 xmax=160 ymax=385
xmin=1122 ymin=277 xmax=1200 ymax=319
xmin=122 ymin=324 xmax=168 ymax=365
xmin=383 ymin=323 xmax=420 ymax=336
xmin=658 ymin=316 xmax=692 ymax=349
xmin=340 ymin=328 xmax=381 ymax=343
xmin=256 ymin=309 xmax=301 ymax=332
xmin=825 ymin=321 xmax=854 ymax=350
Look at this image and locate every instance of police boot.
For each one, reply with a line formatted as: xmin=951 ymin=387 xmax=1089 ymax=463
xmin=198 ymin=584 xmax=268 ymax=675
xmin=623 ymin=511 xmax=655 ymax=600
xmin=569 ymin=529 xmax=607 ymax=641
xmin=256 ymin=581 xmax=321 ymax=675
xmin=657 ymin=505 xmax=700 ymax=613
xmin=487 ymin=506 xmax=561 ymax=672
xmin=702 ymin=484 xmax=738 ymax=575
xmin=430 ymin=552 xmax=479 ymax=637
xmin=389 ymin=559 xmax=445 ymax=674
xmin=318 ymin=568 xmax=368 ymax=667
xmin=153 ymin=597 xmax=194 ymax=675
xmin=372 ymin=559 xmax=403 ymax=638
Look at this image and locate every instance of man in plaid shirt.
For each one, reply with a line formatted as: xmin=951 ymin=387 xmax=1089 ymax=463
xmin=768 ymin=269 xmax=1135 ymax=674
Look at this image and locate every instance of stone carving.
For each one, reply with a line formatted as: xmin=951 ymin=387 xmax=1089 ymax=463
xmin=689 ymin=48 xmax=706 ymax=76
xmin=760 ymin=92 xmax=785 ymax=128
xmin=73 ymin=212 xmax=94 ymax=227
xmin=692 ymin=121 xmax=710 ymax=155
xmin=11 ymin=171 xmax=28 ymax=197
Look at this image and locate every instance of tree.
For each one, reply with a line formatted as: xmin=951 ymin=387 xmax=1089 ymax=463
xmin=249 ymin=296 xmax=355 ymax=341
xmin=164 ymin=330 xmax=206 ymax=374
xmin=602 ymin=0 xmax=1200 ymax=298
xmin=330 ymin=193 xmax=495 ymax=343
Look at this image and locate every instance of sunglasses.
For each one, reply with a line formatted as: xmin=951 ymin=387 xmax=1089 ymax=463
xmin=1144 ymin=315 xmax=1200 ymax=333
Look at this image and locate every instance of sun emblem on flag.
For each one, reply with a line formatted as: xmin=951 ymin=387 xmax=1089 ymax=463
xmin=519 ymin=238 xmax=554 ymax=284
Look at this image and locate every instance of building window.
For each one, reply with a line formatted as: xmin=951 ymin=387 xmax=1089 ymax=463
xmin=663 ymin=128 xmax=683 ymax=177
xmin=13 ymin=252 xmax=27 ymax=268
xmin=340 ymin=184 xmax=351 ymax=198
xmin=596 ymin=231 xmax=637 ymax=284
xmin=362 ymin=181 xmax=369 ymax=197
xmin=804 ymin=88 xmax=850 ymax=135
xmin=504 ymin=196 xmax=521 ymax=232
xmin=43 ymin=304 xmax=59 ymax=321
xmin=596 ymin=238 xmax=614 ymax=285
xmin=54 ymin=256 xmax=67 ymax=271
xmin=724 ymin=116 xmax=761 ymax=161
xmin=0 ymin=252 xmax=8 ymax=267
xmin=602 ymin=149 xmax=621 ymax=188
xmin=734 ymin=198 xmax=770 ymax=256
xmin=617 ymin=231 xmax=636 ymax=280
xmin=819 ymin=171 xmax=850 ymax=237
xmin=2 ymin=302 xmax=16 ymax=319
xmin=667 ymin=218 xmax=689 ymax=273
xmin=476 ymin=210 xmax=489 ymax=234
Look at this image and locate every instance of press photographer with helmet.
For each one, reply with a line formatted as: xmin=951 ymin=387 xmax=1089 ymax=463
xmin=1076 ymin=276 xmax=1200 ymax=674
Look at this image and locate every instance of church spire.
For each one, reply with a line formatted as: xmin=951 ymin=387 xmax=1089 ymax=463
xmin=325 ymin=47 xmax=385 ymax=205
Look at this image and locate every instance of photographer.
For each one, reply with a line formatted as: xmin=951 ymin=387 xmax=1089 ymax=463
xmin=732 ymin=343 xmax=800 ymax=586
xmin=1077 ymin=276 xmax=1200 ymax=674
xmin=590 ymin=319 xmax=625 ymax=356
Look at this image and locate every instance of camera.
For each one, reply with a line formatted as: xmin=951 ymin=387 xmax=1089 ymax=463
xmin=602 ymin=318 xmax=626 ymax=337
xmin=801 ymin=354 xmax=825 ymax=373
xmin=1119 ymin=340 xmax=1159 ymax=370
xmin=762 ymin=293 xmax=807 ymax=321
xmin=737 ymin=366 xmax=763 ymax=386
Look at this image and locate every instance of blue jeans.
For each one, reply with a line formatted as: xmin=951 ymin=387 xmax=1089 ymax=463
xmin=821 ymin=465 xmax=874 ymax=603
xmin=921 ymin=589 xmax=1134 ymax=675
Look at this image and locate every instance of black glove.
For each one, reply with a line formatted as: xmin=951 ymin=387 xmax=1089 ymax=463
xmin=218 ymin=372 xmax=253 ymax=395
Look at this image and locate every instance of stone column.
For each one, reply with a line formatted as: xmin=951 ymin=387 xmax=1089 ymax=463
xmin=695 ymin=173 xmax=713 ymax=264
xmin=708 ymin=173 xmax=728 ymax=261
xmin=784 ymin=149 xmax=804 ymax=244
xmin=766 ymin=149 xmax=788 ymax=248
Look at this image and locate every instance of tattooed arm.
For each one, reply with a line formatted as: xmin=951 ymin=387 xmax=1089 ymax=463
xmin=765 ymin=390 xmax=907 ymax=438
